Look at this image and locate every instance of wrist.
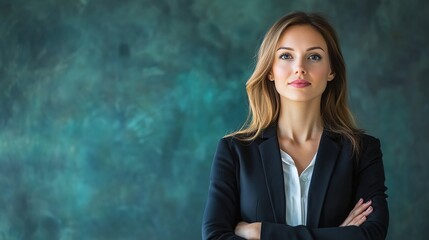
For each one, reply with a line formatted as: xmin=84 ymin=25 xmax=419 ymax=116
xmin=250 ymin=222 xmax=261 ymax=240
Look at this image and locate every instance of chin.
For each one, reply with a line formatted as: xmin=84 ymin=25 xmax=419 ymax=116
xmin=280 ymin=94 xmax=322 ymax=103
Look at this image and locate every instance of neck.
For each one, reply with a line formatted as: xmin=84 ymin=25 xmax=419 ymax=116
xmin=277 ymin=97 xmax=323 ymax=144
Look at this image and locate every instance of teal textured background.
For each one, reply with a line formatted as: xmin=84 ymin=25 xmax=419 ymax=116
xmin=1 ymin=0 xmax=428 ymax=239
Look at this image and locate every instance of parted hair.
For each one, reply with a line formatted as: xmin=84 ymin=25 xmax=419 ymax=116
xmin=227 ymin=11 xmax=362 ymax=153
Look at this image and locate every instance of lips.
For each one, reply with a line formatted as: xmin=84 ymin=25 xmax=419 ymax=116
xmin=288 ymin=79 xmax=311 ymax=88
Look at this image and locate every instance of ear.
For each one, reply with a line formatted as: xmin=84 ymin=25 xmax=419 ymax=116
xmin=268 ymin=72 xmax=274 ymax=81
xmin=328 ymin=71 xmax=335 ymax=81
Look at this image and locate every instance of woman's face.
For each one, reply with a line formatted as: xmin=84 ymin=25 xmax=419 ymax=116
xmin=269 ymin=24 xmax=335 ymax=103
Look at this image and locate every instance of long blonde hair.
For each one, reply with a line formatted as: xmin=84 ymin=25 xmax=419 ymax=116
xmin=228 ymin=12 xmax=362 ymax=152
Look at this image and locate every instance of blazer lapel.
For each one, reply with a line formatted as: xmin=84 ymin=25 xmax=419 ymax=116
xmin=306 ymin=130 xmax=341 ymax=227
xmin=258 ymin=126 xmax=285 ymax=224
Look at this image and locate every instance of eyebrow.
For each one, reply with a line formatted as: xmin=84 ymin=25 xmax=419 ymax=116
xmin=277 ymin=46 xmax=325 ymax=52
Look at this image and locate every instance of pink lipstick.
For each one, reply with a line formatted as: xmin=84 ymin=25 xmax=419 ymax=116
xmin=288 ymin=79 xmax=311 ymax=88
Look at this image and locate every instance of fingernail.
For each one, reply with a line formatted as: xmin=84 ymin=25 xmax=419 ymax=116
xmin=358 ymin=198 xmax=363 ymax=204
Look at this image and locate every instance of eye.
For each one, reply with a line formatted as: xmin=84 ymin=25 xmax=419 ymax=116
xmin=308 ymin=54 xmax=322 ymax=61
xmin=279 ymin=53 xmax=292 ymax=60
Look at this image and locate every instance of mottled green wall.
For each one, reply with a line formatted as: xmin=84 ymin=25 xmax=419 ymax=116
xmin=0 ymin=0 xmax=427 ymax=239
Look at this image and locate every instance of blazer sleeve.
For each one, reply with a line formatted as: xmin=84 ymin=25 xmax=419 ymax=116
xmin=202 ymin=138 xmax=245 ymax=240
xmin=260 ymin=136 xmax=389 ymax=240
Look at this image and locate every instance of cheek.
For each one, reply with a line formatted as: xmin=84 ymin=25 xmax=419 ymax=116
xmin=272 ymin=62 xmax=292 ymax=77
xmin=309 ymin=64 xmax=331 ymax=78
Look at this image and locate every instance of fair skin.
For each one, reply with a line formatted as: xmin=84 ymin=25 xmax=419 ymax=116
xmin=234 ymin=25 xmax=373 ymax=239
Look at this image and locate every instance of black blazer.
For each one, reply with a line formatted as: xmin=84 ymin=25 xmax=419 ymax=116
xmin=202 ymin=125 xmax=388 ymax=240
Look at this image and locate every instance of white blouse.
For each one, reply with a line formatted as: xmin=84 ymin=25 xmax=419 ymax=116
xmin=280 ymin=149 xmax=317 ymax=226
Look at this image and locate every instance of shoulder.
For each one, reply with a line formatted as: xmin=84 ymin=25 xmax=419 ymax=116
xmin=355 ymin=133 xmax=383 ymax=166
xmin=215 ymin=124 xmax=281 ymax=161
xmin=222 ymin=124 xmax=276 ymax=147
xmin=326 ymin=131 xmax=382 ymax=159
xmin=359 ymin=132 xmax=380 ymax=144
xmin=214 ymin=133 xmax=267 ymax=161
xmin=330 ymin=130 xmax=381 ymax=149
xmin=358 ymin=133 xmax=382 ymax=151
xmin=218 ymin=135 xmax=260 ymax=150
xmin=210 ymin=136 xmax=261 ymax=179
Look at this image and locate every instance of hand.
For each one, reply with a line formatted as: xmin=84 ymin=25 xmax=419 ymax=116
xmin=340 ymin=198 xmax=373 ymax=227
xmin=235 ymin=221 xmax=261 ymax=240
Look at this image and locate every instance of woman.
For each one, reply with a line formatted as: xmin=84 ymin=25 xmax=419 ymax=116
xmin=202 ymin=12 xmax=388 ymax=240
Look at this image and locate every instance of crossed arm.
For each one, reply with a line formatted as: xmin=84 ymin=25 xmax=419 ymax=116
xmin=235 ymin=198 xmax=374 ymax=239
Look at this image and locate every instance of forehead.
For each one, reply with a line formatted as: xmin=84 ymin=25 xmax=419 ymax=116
xmin=276 ymin=24 xmax=328 ymax=49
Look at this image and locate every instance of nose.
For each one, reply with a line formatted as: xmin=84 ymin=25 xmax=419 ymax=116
xmin=294 ymin=60 xmax=307 ymax=75
xmin=295 ymin=68 xmax=306 ymax=75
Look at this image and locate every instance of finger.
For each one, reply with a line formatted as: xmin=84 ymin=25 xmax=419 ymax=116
xmin=341 ymin=199 xmax=365 ymax=225
xmin=352 ymin=206 xmax=373 ymax=221
xmin=345 ymin=198 xmax=363 ymax=222
xmin=352 ymin=200 xmax=372 ymax=217
xmin=347 ymin=206 xmax=373 ymax=226
xmin=349 ymin=216 xmax=363 ymax=226
xmin=351 ymin=216 xmax=366 ymax=226
xmin=341 ymin=200 xmax=372 ymax=226
xmin=354 ymin=198 xmax=364 ymax=208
